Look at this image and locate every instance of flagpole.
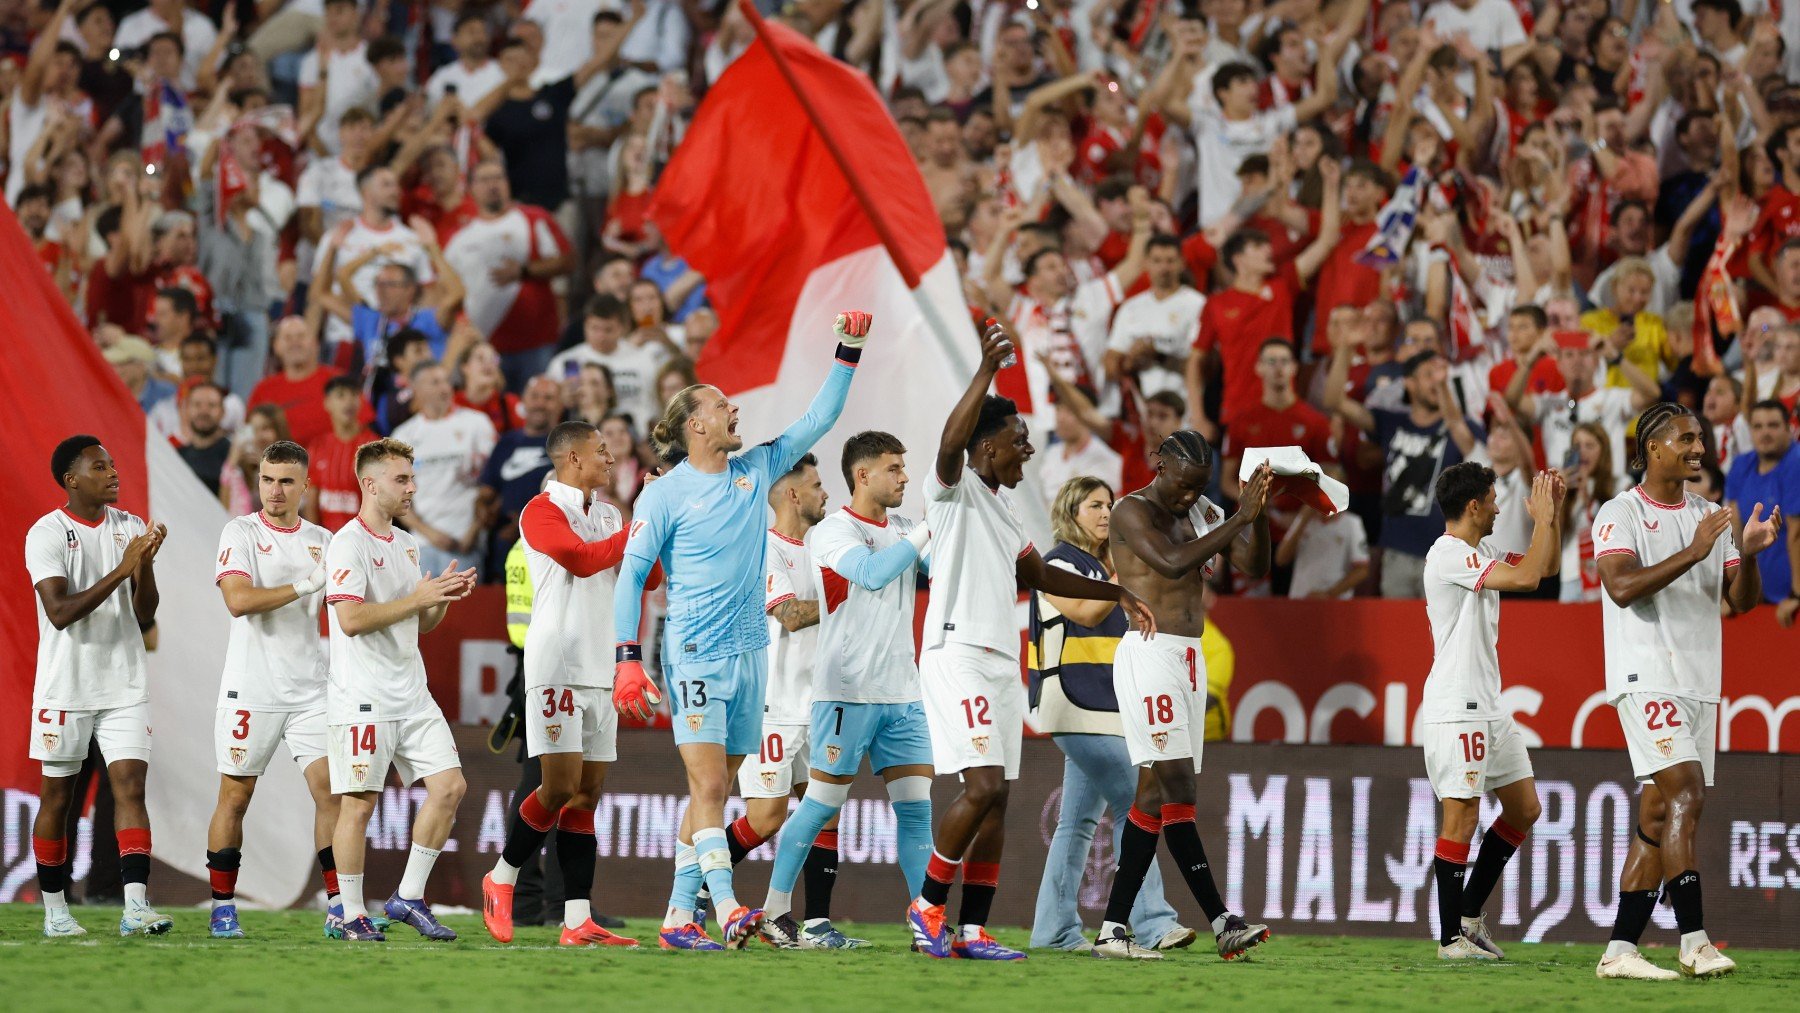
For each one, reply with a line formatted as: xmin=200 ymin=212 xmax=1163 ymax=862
xmin=732 ymin=0 xmax=1052 ymax=537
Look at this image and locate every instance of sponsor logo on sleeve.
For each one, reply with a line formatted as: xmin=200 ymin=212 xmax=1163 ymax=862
xmin=219 ymin=548 xmax=232 ymax=566
xmin=1597 ymin=523 xmax=1616 ymax=543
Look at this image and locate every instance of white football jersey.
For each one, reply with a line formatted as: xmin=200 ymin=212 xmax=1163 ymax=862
xmin=1186 ymin=495 xmax=1227 ymax=582
xmin=214 ymin=512 xmax=331 ymax=711
xmin=324 ymin=518 xmax=434 ymax=723
xmin=1420 ymin=534 xmax=1522 ymax=723
xmin=1593 ymin=486 xmax=1739 ymax=703
xmin=811 ymin=509 xmax=923 ymax=705
xmin=24 ymin=507 xmax=149 ymax=710
xmin=763 ymin=529 xmax=817 ymax=725
xmin=924 ymin=468 xmax=1033 ymax=658
xmin=520 ymin=481 xmax=624 ymax=690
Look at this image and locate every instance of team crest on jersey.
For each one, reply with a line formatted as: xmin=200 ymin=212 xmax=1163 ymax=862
xmin=1204 ymin=507 xmax=1220 ymax=524
xmin=114 ymin=532 xmax=127 ymax=549
xmin=1597 ymin=523 xmax=1616 ymax=544
xmin=230 ymin=747 xmax=247 ymax=766
xmin=407 ymin=548 xmax=418 ymax=566
xmin=308 ymin=546 xmax=322 ymax=562
xmin=686 ymin=714 xmax=704 ymax=733
xmin=760 ymin=771 xmax=778 ymax=789
xmin=351 ymin=762 xmax=370 ymax=785
xmin=1465 ymin=771 xmax=1479 ymax=788
xmin=824 ymin=745 xmax=842 ymax=765
xmin=1151 ymin=732 xmax=1168 ymax=751
xmin=1655 ymin=737 xmax=1674 ymax=758
xmin=40 ymin=732 xmax=57 ymax=751
xmin=545 ymin=724 xmax=562 ymax=744
xmin=734 ymin=476 xmax=753 ymax=492
xmin=971 ymin=736 xmax=990 ymax=755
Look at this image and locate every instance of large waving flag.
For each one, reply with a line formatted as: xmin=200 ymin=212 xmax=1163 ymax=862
xmin=0 ymin=202 xmax=314 ymax=908
xmin=650 ymin=1 xmax=981 ymax=509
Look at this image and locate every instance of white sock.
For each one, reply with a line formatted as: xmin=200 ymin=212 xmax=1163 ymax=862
xmin=765 ymin=888 xmax=793 ymax=920
xmin=564 ymin=899 xmax=591 ymax=931
xmin=490 ymin=857 xmax=521 ymax=887
xmin=1099 ymin=919 xmax=1128 ymax=941
xmin=42 ymin=889 xmax=67 ymax=913
xmin=124 ymin=883 xmax=147 ymax=907
xmin=664 ymin=906 xmax=694 ymax=929
xmin=1603 ymin=939 xmax=1638 ymax=960
xmin=398 ymin=844 xmax=441 ymax=900
xmin=959 ymin=923 xmax=985 ymax=941
xmin=340 ymin=874 xmax=367 ymax=921
xmin=1679 ymin=929 xmax=1711 ymax=956
xmin=1210 ymin=913 xmax=1229 ymax=936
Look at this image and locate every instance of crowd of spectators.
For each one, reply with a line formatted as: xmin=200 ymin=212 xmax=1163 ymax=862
xmin=7 ymin=0 xmax=1800 ymax=605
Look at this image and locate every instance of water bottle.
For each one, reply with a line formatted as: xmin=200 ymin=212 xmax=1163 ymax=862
xmin=984 ymin=317 xmax=1017 ymax=369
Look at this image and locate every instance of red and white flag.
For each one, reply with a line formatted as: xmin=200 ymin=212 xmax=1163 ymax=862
xmin=650 ymin=1 xmax=978 ymax=504
xmin=0 ymin=202 xmax=315 ymax=908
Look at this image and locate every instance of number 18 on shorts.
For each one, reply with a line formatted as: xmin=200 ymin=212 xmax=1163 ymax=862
xmin=1114 ymin=631 xmax=1207 ymax=769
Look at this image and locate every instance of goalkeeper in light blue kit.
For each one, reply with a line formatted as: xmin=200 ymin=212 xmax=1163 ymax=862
xmin=612 ymin=311 xmax=871 ymax=950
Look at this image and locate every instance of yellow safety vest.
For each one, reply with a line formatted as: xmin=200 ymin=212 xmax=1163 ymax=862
xmin=505 ymin=539 xmax=533 ymax=649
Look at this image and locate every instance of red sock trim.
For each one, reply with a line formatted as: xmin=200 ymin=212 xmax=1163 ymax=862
xmin=557 ymin=806 xmax=596 ymax=835
xmin=210 ymin=868 xmax=238 ymax=896
xmin=925 ymin=851 xmax=961 ymax=886
xmin=812 ymin=829 xmax=839 ymax=850
xmin=1127 ymin=806 xmax=1163 ymax=834
xmin=729 ymin=816 xmax=769 ymax=850
xmin=33 ymin=835 xmax=67 ymax=866
xmin=963 ymin=861 xmax=1001 ymax=888
xmin=519 ymin=790 xmax=555 ymax=832
xmin=1435 ymin=838 xmax=1470 ymax=864
xmin=117 ymin=827 xmax=151 ymax=857
xmin=1491 ymin=818 xmax=1527 ymax=848
xmin=322 ymin=869 xmax=340 ymax=895
xmin=1160 ymin=803 xmax=1197 ymax=826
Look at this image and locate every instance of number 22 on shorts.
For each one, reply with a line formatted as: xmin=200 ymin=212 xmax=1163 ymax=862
xmin=1644 ymin=699 xmax=1683 ymax=730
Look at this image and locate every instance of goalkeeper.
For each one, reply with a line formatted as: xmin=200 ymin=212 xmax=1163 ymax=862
xmin=610 ymin=311 xmax=871 ymax=951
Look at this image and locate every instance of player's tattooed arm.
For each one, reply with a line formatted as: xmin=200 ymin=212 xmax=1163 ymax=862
xmin=769 ymin=598 xmax=820 ymax=632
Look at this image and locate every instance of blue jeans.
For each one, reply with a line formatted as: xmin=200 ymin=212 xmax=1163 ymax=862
xmin=1030 ymin=733 xmax=1182 ymax=948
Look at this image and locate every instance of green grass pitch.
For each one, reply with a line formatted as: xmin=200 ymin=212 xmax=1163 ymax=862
xmin=3 ymin=905 xmax=1796 ymax=1011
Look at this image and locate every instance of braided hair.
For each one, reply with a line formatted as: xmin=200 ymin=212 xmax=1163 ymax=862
xmin=1631 ymin=401 xmax=1695 ymax=472
xmin=1159 ymin=430 xmax=1213 ymax=469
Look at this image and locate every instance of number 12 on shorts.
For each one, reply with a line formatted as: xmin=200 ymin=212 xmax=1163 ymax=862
xmin=961 ymin=696 xmax=991 ymax=727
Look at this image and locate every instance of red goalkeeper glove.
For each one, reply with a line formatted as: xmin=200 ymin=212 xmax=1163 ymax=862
xmin=613 ymin=644 xmax=662 ymax=723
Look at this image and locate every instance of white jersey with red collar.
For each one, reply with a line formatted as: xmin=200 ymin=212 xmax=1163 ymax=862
xmin=24 ymin=506 xmax=149 ymax=711
xmin=1593 ymin=486 xmax=1740 ymax=703
xmin=811 ymin=508 xmax=923 ymax=705
xmin=214 ymin=511 xmax=332 ymax=711
xmin=763 ymin=528 xmax=817 ymax=725
xmin=519 ymin=479 xmax=628 ymax=690
xmin=324 ymin=517 xmax=432 ymax=724
xmin=1420 ymin=533 xmax=1524 ymax=723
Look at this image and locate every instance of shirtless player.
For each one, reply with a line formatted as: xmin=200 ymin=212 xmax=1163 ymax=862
xmin=1091 ymin=431 xmax=1275 ymax=960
